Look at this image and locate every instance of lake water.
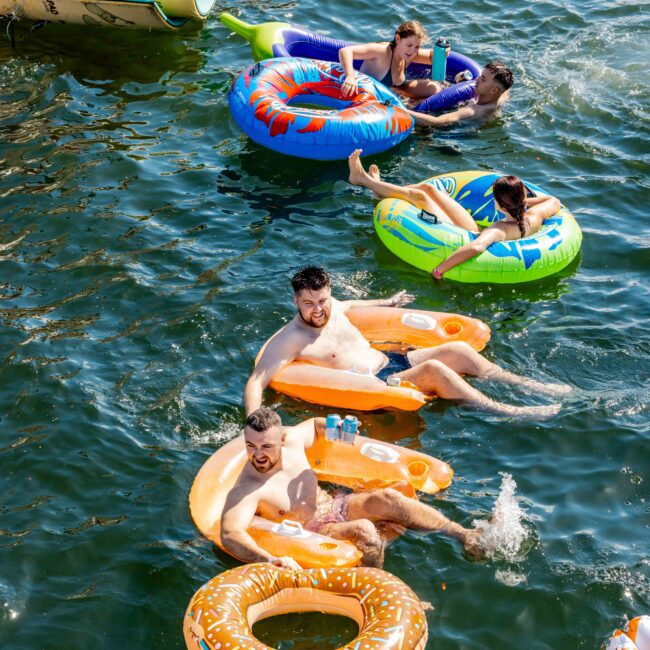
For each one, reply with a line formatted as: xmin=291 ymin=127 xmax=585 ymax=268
xmin=0 ymin=1 xmax=648 ymax=648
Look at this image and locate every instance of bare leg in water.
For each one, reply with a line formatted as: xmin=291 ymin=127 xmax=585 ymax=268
xmin=395 ymin=341 xmax=570 ymax=417
xmin=407 ymin=342 xmax=572 ymax=396
xmin=321 ymin=488 xmax=484 ymax=568
xmin=349 ymin=149 xmax=479 ymax=232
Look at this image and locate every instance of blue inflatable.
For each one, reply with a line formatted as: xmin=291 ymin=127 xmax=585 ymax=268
xmin=229 ymin=58 xmax=414 ymax=160
xmin=221 ymin=13 xmax=482 ymax=113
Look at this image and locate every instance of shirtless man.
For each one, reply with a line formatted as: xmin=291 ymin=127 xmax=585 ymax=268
xmin=244 ymin=266 xmax=568 ymax=417
xmin=221 ymin=407 xmax=484 ymax=569
xmin=406 ymin=61 xmax=513 ymax=127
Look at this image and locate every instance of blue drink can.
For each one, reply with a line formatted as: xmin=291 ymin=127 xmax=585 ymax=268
xmin=325 ymin=414 xmax=341 ymax=441
xmin=341 ymin=415 xmax=359 ymax=443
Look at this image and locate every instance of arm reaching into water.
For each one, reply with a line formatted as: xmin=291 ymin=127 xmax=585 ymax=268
xmin=407 ymin=105 xmax=477 ymax=127
xmin=244 ymin=329 xmax=303 ymax=414
xmin=432 ymin=227 xmax=507 ymax=278
xmin=407 ymin=90 xmax=509 ymax=127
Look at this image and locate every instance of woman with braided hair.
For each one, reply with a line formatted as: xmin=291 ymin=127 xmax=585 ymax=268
xmin=429 ymin=175 xmax=560 ymax=279
xmin=346 ymin=150 xmax=561 ymax=280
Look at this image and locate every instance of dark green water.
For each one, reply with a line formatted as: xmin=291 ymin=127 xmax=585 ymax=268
xmin=0 ymin=1 xmax=648 ymax=648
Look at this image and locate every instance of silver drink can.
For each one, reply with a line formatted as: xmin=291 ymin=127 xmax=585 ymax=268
xmin=341 ymin=415 xmax=359 ymax=443
xmin=386 ymin=376 xmax=402 ymax=387
xmin=325 ymin=414 xmax=341 ymax=441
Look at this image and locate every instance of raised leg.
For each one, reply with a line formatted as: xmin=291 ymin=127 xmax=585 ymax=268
xmin=349 ymin=150 xmax=479 ymax=230
xmin=348 ymin=150 xmax=448 ymax=222
xmin=368 ymin=163 xmax=381 ymax=201
xmin=417 ymin=183 xmax=479 ymax=232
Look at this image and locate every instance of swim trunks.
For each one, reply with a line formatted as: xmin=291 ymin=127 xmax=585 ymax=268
xmin=306 ymin=491 xmax=350 ymax=534
xmin=376 ymin=351 xmax=412 ymax=382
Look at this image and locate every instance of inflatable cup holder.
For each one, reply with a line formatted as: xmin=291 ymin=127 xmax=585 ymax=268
xmin=319 ymin=542 xmax=338 ymax=550
xmin=443 ymin=321 xmax=463 ymax=336
xmin=401 ymin=313 xmax=437 ymax=330
xmin=273 ymin=519 xmax=310 ymax=539
xmin=407 ymin=460 xmax=429 ymax=478
xmin=360 ymin=442 xmax=399 ymax=464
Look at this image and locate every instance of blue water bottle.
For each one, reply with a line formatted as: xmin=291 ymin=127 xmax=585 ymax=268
xmin=432 ymin=37 xmax=448 ymax=82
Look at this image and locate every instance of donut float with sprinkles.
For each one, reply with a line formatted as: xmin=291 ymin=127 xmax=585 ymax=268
xmin=183 ymin=562 xmax=428 ymax=650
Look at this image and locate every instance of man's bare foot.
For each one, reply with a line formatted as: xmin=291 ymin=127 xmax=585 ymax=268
xmin=462 ymin=529 xmax=485 ymax=560
xmin=470 ymin=398 xmax=561 ymax=418
xmin=348 ymin=148 xmax=368 ymax=186
xmin=483 ymin=368 xmax=573 ymax=398
xmin=539 ymin=382 xmax=573 ymax=397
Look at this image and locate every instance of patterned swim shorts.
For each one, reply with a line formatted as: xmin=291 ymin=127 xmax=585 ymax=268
xmin=306 ymin=491 xmax=350 ymax=534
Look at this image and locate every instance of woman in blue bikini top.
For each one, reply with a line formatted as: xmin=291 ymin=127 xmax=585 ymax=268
xmin=338 ymin=21 xmax=446 ymax=100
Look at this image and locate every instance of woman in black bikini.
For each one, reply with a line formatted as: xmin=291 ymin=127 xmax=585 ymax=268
xmin=338 ymin=21 xmax=447 ymax=99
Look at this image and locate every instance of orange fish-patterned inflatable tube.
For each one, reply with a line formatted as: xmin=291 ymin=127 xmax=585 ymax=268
xmin=258 ymin=306 xmax=491 ymax=411
xmin=183 ymin=563 xmax=428 ymax=650
xmin=229 ymin=58 xmax=414 ymax=160
xmin=189 ymin=432 xmax=452 ymax=568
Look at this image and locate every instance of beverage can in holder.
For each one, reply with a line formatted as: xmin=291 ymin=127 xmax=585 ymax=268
xmin=341 ymin=415 xmax=359 ymax=443
xmin=325 ymin=414 xmax=341 ymax=441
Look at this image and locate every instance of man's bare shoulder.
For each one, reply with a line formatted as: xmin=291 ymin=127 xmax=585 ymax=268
xmin=475 ymin=91 xmax=508 ymax=115
xmin=230 ymin=464 xmax=265 ymax=493
xmin=223 ymin=467 xmax=265 ymax=514
xmin=262 ymin=318 xmax=310 ymax=355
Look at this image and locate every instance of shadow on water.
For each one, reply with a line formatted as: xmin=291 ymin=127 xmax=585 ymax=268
xmin=371 ymin=241 xmax=581 ymax=316
xmin=0 ymin=19 xmax=205 ymax=85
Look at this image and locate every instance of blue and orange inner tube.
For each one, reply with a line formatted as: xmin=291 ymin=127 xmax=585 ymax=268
xmin=229 ymin=57 xmax=414 ymax=160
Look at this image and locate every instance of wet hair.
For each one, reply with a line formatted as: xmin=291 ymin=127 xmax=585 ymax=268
xmin=291 ymin=266 xmax=330 ymax=295
xmin=246 ymin=407 xmax=282 ymax=433
xmin=493 ymin=175 xmax=527 ymax=238
xmin=484 ymin=61 xmax=514 ymax=92
xmin=391 ymin=20 xmax=427 ymax=49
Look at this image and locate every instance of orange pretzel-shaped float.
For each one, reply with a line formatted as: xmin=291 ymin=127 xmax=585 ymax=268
xmin=183 ymin=563 xmax=428 ymax=650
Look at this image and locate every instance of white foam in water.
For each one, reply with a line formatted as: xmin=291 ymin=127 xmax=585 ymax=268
xmin=473 ymin=473 xmax=529 ymax=562
xmin=188 ymin=421 xmax=241 ymax=446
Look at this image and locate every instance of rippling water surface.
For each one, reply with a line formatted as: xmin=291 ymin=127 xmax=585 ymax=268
xmin=0 ymin=1 xmax=648 ymax=648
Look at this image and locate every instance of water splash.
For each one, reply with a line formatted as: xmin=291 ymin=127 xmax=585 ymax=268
xmin=473 ymin=473 xmax=530 ymax=562
xmin=187 ymin=420 xmax=241 ymax=447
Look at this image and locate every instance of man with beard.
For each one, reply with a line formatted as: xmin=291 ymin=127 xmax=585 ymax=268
xmin=244 ymin=266 xmax=568 ymax=416
xmin=220 ymin=407 xmax=485 ymax=568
